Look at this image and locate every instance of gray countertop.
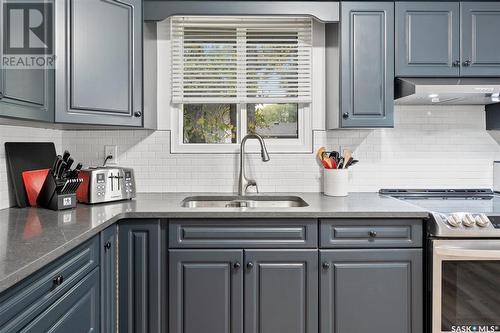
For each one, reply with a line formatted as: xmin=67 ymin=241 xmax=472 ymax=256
xmin=0 ymin=192 xmax=428 ymax=294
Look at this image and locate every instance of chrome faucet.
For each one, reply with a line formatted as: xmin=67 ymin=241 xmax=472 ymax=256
xmin=238 ymin=134 xmax=270 ymax=196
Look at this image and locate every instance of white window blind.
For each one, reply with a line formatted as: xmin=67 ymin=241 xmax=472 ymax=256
xmin=171 ymin=16 xmax=313 ymax=104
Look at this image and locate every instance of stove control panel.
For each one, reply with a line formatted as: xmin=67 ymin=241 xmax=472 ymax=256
xmin=439 ymin=213 xmax=491 ymax=228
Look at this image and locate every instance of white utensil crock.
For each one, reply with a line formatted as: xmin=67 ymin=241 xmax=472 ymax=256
xmin=323 ymin=168 xmax=349 ymax=197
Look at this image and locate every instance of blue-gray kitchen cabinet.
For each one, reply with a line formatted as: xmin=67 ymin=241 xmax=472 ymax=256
xmin=320 ymin=249 xmax=423 ymax=333
xmin=118 ymin=220 xmax=163 ymax=333
xmin=101 ymin=224 xmax=117 ymax=333
xmin=0 ymin=0 xmax=54 ymax=122
xmin=340 ymin=2 xmax=394 ymax=128
xmin=395 ymin=2 xmax=460 ymax=77
xmin=461 ymin=2 xmax=500 ymax=76
xmin=244 ymin=250 xmax=318 ymax=333
xmin=0 ymin=236 xmax=100 ymax=333
xmin=18 ymin=268 xmax=100 ymax=333
xmin=169 ymin=248 xmax=318 ymax=333
xmin=169 ymin=249 xmax=244 ymax=333
xmin=54 ymin=0 xmax=143 ymax=126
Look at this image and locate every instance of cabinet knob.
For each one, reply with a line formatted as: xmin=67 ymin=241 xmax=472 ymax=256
xmin=104 ymin=241 xmax=112 ymax=250
xmin=369 ymin=230 xmax=377 ymax=238
xmin=53 ymin=275 xmax=64 ymax=287
xmin=233 ymin=262 xmax=241 ymax=269
xmin=134 ymin=111 xmax=142 ymax=118
xmin=463 ymin=60 xmax=471 ymax=67
xmin=452 ymin=60 xmax=460 ymax=67
xmin=322 ymin=262 xmax=331 ymax=270
xmin=246 ymin=262 xmax=254 ymax=270
xmin=342 ymin=112 xmax=350 ymax=119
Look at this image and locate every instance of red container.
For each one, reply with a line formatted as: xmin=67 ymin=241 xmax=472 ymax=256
xmin=22 ymin=169 xmax=50 ymax=207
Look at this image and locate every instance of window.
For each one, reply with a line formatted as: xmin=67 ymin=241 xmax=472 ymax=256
xmin=170 ymin=16 xmax=313 ymax=153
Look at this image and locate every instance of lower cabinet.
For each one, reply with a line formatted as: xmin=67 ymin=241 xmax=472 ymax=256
xmin=169 ymin=250 xmax=244 ymax=333
xmin=320 ymin=249 xmax=423 ymax=333
xmin=118 ymin=220 xmax=163 ymax=333
xmin=19 ymin=268 xmax=100 ymax=333
xmin=169 ymin=249 xmax=318 ymax=333
xmin=101 ymin=224 xmax=117 ymax=333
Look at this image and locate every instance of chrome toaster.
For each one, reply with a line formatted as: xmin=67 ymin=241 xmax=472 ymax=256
xmin=76 ymin=167 xmax=136 ymax=204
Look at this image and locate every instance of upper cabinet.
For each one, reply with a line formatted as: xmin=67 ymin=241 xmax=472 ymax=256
xmin=340 ymin=2 xmax=394 ymax=128
xmin=0 ymin=1 xmax=54 ymax=122
xmin=396 ymin=2 xmax=460 ymax=77
xmin=461 ymin=2 xmax=500 ymax=76
xmin=396 ymin=1 xmax=500 ymax=77
xmin=55 ymin=0 xmax=143 ymax=126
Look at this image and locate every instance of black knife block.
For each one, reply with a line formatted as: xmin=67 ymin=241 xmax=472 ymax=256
xmin=37 ymin=174 xmax=77 ymax=211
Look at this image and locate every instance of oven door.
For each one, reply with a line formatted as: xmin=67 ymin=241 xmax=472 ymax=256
xmin=433 ymin=239 xmax=500 ymax=333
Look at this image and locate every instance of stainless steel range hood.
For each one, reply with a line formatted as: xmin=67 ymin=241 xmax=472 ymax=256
xmin=395 ymin=78 xmax=500 ymax=105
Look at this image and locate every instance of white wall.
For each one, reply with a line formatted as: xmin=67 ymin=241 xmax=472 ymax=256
xmin=61 ymin=105 xmax=500 ymax=194
xmin=0 ymin=105 xmax=499 ymax=210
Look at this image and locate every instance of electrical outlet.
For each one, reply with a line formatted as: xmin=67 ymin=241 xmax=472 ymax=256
xmin=104 ymin=145 xmax=118 ymax=165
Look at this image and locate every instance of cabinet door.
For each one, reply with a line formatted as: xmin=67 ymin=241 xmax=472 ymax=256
xmin=320 ymin=249 xmax=423 ymax=333
xmin=55 ymin=0 xmax=142 ymax=126
xmin=101 ymin=224 xmax=117 ymax=333
xmin=119 ymin=220 xmax=161 ymax=333
xmin=461 ymin=2 xmax=500 ymax=76
xmin=20 ymin=268 xmax=100 ymax=333
xmin=395 ymin=2 xmax=460 ymax=77
xmin=245 ymin=250 xmax=318 ymax=333
xmin=169 ymin=249 xmax=244 ymax=333
xmin=0 ymin=1 xmax=54 ymax=122
xmin=341 ymin=2 xmax=394 ymax=128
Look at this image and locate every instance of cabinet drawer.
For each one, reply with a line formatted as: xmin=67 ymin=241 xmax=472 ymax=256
xmin=0 ymin=236 xmax=99 ymax=332
xmin=320 ymin=219 xmax=422 ymax=248
xmin=169 ymin=219 xmax=317 ymax=248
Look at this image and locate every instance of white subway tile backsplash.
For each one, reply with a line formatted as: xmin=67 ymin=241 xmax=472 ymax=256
xmin=0 ymin=105 xmax=499 ymax=209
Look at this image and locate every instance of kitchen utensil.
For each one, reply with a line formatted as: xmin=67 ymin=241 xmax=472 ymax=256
xmin=343 ymin=149 xmax=352 ymax=165
xmin=329 ymin=151 xmax=340 ymax=164
xmin=62 ymin=150 xmax=71 ymax=162
xmin=337 ymin=157 xmax=344 ymax=169
xmin=56 ymin=161 xmax=67 ymax=179
xmin=21 ymin=169 xmax=50 ymax=207
xmin=344 ymin=157 xmax=354 ymax=169
xmin=316 ymin=147 xmax=327 ymax=161
xmin=5 ymin=142 xmax=57 ymax=208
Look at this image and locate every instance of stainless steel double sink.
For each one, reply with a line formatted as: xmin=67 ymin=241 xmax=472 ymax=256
xmin=181 ymin=195 xmax=309 ymax=208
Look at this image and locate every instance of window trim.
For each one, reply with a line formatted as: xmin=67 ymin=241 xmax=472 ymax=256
xmin=170 ymin=103 xmax=312 ymax=153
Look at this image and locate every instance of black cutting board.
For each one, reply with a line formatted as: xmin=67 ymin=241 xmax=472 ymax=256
xmin=5 ymin=142 xmax=57 ymax=208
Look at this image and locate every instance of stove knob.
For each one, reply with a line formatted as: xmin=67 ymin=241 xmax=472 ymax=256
xmin=462 ymin=214 xmax=476 ymax=227
xmin=446 ymin=215 xmax=461 ymax=227
xmin=476 ymin=214 xmax=491 ymax=227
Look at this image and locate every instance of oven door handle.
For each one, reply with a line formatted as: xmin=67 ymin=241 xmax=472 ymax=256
xmin=436 ymin=247 xmax=500 ymax=260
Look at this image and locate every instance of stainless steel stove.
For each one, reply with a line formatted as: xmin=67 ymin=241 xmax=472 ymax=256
xmin=381 ymin=189 xmax=500 ymax=333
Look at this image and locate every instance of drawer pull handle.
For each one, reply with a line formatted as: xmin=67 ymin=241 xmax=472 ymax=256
xmin=322 ymin=262 xmax=331 ymax=270
xmin=246 ymin=262 xmax=254 ymax=270
xmin=53 ymin=275 xmax=64 ymax=287
xmin=233 ymin=262 xmax=241 ymax=270
xmin=369 ymin=230 xmax=377 ymax=238
xmin=104 ymin=241 xmax=112 ymax=251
